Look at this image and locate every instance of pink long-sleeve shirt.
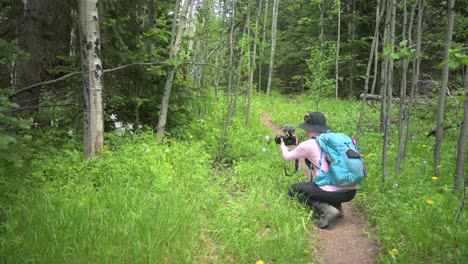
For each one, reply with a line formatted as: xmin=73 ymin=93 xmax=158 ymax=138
xmin=281 ymin=138 xmax=357 ymax=192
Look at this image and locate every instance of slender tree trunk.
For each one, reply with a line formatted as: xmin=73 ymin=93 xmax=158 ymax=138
xmin=434 ymin=0 xmax=455 ymax=171
xmin=156 ymin=0 xmax=192 ymax=138
xmin=215 ymin=0 xmax=228 ymax=101
xmin=382 ymin=0 xmax=396 ymax=185
xmin=357 ymin=0 xmax=383 ymax=142
xmin=79 ymin=0 xmax=104 ymax=159
xmin=454 ymin=62 xmax=468 ymax=191
xmin=380 ymin=0 xmax=391 ymax=133
xmin=216 ymin=0 xmax=236 ymax=162
xmin=370 ymin=0 xmax=383 ymax=97
xmin=266 ymin=0 xmax=279 ymax=96
xmin=335 ymin=0 xmax=341 ymax=99
xmin=395 ymin=0 xmax=410 ymax=178
xmin=403 ymin=0 xmax=423 ymax=159
xmin=319 ymin=1 xmax=325 ymax=47
xmin=169 ymin=0 xmax=180 ymax=50
xmin=69 ymin=9 xmax=78 ymax=56
xmin=347 ymin=0 xmax=356 ymax=94
xmin=247 ymin=0 xmax=262 ymax=126
xmin=233 ymin=12 xmax=249 ymax=117
xmin=258 ymin=0 xmax=269 ymax=93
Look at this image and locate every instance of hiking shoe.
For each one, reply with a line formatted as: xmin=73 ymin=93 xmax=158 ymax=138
xmin=314 ymin=203 xmax=340 ymax=229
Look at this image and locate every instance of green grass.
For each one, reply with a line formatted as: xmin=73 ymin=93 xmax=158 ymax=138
xmin=1 ymin=91 xmax=467 ymax=263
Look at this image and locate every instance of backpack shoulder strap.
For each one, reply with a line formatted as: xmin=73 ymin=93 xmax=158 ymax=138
xmin=309 ymin=135 xmax=324 ymax=176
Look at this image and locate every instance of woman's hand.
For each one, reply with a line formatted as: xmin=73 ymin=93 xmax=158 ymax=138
xmin=280 ymin=137 xmax=285 ymax=147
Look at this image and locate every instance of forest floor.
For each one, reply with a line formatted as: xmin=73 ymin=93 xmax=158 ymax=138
xmin=261 ymin=114 xmax=380 ymax=264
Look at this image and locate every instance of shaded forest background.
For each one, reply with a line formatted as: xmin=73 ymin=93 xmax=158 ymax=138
xmin=0 ymin=0 xmax=468 ymax=189
xmin=1 ymin=0 xmax=467 ymax=187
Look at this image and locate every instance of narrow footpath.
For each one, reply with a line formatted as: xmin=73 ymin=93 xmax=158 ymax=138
xmin=261 ymin=114 xmax=380 ymax=264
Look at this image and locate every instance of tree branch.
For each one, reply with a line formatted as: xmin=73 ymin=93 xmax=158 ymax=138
xmin=9 ymin=61 xmax=166 ymax=99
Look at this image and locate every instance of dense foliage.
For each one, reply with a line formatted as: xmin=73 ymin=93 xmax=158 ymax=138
xmin=1 ymin=92 xmax=466 ymax=263
xmin=1 ymin=0 xmax=467 ymax=263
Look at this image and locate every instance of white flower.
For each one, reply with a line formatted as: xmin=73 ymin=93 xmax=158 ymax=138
xmin=110 ymin=113 xmax=117 ymax=121
xmin=127 ymin=123 xmax=134 ymax=130
xmin=393 ymin=183 xmax=399 ymax=189
xmin=137 ymin=124 xmax=143 ymax=129
xmin=114 ymin=121 xmax=123 ymax=129
xmin=67 ymin=129 xmax=73 ymax=136
xmin=264 ymin=135 xmax=270 ymax=141
xmin=262 ymin=147 xmax=268 ymax=153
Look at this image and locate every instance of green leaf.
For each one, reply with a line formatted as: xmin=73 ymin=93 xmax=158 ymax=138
xmin=448 ymin=60 xmax=460 ymax=69
xmin=383 ymin=45 xmax=394 ymax=56
xmin=390 ymin=53 xmax=400 ymax=60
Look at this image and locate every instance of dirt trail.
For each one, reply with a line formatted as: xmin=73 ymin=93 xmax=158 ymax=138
xmin=261 ymin=114 xmax=379 ymax=264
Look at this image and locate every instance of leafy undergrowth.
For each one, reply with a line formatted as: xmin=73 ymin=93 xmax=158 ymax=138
xmin=1 ymin=92 xmax=467 ymax=263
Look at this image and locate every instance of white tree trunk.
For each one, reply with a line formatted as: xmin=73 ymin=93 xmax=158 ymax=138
xmin=335 ymin=0 xmax=341 ymax=99
xmin=266 ymin=0 xmax=279 ymax=96
xmin=79 ymin=0 xmax=104 ymax=159
xmin=258 ymin=0 xmax=269 ymax=92
xmin=156 ymin=0 xmax=192 ymax=138
xmin=434 ymin=0 xmax=455 ymax=169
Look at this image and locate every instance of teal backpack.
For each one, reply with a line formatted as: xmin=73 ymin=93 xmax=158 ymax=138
xmin=311 ymin=132 xmax=366 ymax=186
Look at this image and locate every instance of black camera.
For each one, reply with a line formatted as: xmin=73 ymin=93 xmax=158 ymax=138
xmin=275 ymin=125 xmax=297 ymax=146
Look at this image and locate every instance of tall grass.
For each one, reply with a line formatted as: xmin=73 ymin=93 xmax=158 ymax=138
xmin=1 ymin=91 xmax=467 ymax=263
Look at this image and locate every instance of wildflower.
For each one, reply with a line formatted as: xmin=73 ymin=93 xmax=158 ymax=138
xmin=264 ymin=135 xmax=270 ymax=141
xmin=114 ymin=121 xmax=123 ymax=129
xmin=292 ymin=201 xmax=297 ymax=206
xmin=421 ymin=144 xmax=427 ymax=147
xmin=256 ymin=260 xmax=264 ymax=264
xmin=303 ymin=249 xmax=310 ymax=255
xmin=431 ymin=176 xmax=438 ymax=181
xmin=437 ymin=164 xmax=443 ymax=168
xmin=67 ymin=129 xmax=73 ymax=136
xmin=365 ymin=153 xmax=375 ymax=158
xmin=137 ymin=124 xmax=143 ymax=129
xmin=110 ymin=113 xmax=117 ymax=121
xmin=127 ymin=123 xmax=134 ymax=130
xmin=393 ymin=183 xmax=399 ymax=189
xmin=426 ymin=199 xmax=433 ymax=205
xmin=422 ymin=160 xmax=427 ymax=164
xmin=391 ymin=248 xmax=399 ymax=255
xmin=262 ymin=147 xmax=267 ymax=153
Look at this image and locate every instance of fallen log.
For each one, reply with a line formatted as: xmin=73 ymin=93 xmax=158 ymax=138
xmin=360 ymin=94 xmax=428 ymax=104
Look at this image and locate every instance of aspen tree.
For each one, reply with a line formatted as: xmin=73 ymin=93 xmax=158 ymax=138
xmin=79 ymin=0 xmax=104 ymax=158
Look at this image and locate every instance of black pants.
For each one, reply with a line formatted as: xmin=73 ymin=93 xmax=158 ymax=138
xmin=289 ymin=182 xmax=357 ymax=208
